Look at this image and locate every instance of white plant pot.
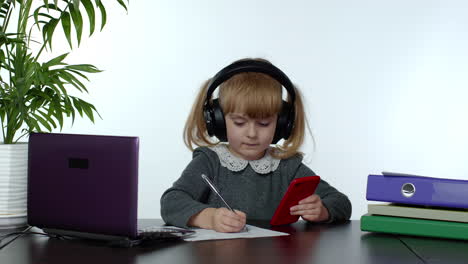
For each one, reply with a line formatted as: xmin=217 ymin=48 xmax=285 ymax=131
xmin=0 ymin=143 xmax=28 ymax=229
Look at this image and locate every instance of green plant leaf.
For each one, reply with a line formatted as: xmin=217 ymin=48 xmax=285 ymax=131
xmin=0 ymin=108 xmax=5 ymax=126
xmin=28 ymin=97 xmax=44 ymax=112
xmin=115 ymin=0 xmax=128 ymax=12
xmin=96 ymin=0 xmax=106 ymax=31
xmin=47 ymin=18 xmax=59 ymax=50
xmin=41 ymin=17 xmax=59 ymax=51
xmin=44 ymin=53 xmax=68 ymax=67
xmin=33 ymin=12 xmax=53 ymax=31
xmin=67 ymin=69 xmax=89 ymax=81
xmin=65 ymin=64 xmax=101 ymax=73
xmin=27 ymin=118 xmax=40 ymax=132
xmin=61 ymin=11 xmax=72 ymax=49
xmin=0 ymin=0 xmax=13 ymax=22
xmin=6 ymin=107 xmax=20 ymax=135
xmin=51 ymin=102 xmax=64 ymax=129
xmin=0 ymin=48 xmax=5 ymax=63
xmin=32 ymin=113 xmax=52 ymax=131
xmin=80 ymin=0 xmax=95 ymax=36
xmin=37 ymin=109 xmax=56 ymax=129
xmin=34 ymin=4 xmax=61 ymax=31
xmin=14 ymin=117 xmax=23 ymax=132
xmin=0 ymin=32 xmax=24 ymax=46
xmin=78 ymin=99 xmax=95 ymax=122
xmin=28 ymin=88 xmax=52 ymax=105
xmin=44 ymin=87 xmax=55 ymax=98
xmin=71 ymin=97 xmax=83 ymax=117
xmin=48 ymin=77 xmax=68 ymax=95
xmin=69 ymin=4 xmax=83 ymax=46
xmin=63 ymin=96 xmax=76 ymax=123
xmin=88 ymin=101 xmax=101 ymax=119
xmin=59 ymin=70 xmax=87 ymax=93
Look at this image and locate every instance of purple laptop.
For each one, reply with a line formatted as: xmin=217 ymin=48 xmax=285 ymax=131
xmin=27 ymin=132 xmax=140 ymax=240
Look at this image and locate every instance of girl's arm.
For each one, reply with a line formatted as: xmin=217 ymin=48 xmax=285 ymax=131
xmin=288 ymin=160 xmax=352 ymax=223
xmin=313 ymin=176 xmax=352 ymax=222
xmin=160 ymin=149 xmax=214 ymax=228
xmin=160 ymin=147 xmax=248 ymax=231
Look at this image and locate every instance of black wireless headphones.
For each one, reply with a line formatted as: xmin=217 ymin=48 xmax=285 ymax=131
xmin=203 ymin=59 xmax=296 ymax=144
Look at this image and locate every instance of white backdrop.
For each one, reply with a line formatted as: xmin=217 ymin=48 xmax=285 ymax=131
xmin=47 ymin=0 xmax=468 ymax=220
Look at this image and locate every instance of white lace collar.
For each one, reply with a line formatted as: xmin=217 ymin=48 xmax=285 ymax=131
xmin=209 ymin=144 xmax=280 ymax=174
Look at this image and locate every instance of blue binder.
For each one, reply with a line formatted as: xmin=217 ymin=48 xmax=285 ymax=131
xmin=366 ymin=172 xmax=468 ymax=209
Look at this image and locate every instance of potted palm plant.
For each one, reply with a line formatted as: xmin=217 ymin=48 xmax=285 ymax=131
xmin=0 ymin=0 xmax=128 ymax=229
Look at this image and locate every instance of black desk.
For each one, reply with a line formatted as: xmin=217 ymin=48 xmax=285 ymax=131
xmin=1 ymin=220 xmax=467 ymax=264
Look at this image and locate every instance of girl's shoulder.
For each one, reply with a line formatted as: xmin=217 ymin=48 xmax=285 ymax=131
xmin=186 ymin=146 xmax=222 ymax=172
xmin=277 ymin=151 xmax=305 ymax=172
xmin=192 ymin=146 xmax=218 ymax=160
xmin=271 ymin=147 xmax=304 ymax=163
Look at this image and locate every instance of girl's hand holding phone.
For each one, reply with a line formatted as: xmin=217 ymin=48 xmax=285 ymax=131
xmin=290 ymin=194 xmax=330 ymax=222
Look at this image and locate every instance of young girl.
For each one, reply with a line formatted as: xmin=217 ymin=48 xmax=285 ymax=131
xmin=160 ymin=58 xmax=351 ymax=233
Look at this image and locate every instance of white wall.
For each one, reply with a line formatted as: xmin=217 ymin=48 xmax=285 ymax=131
xmin=50 ymin=0 xmax=468 ymax=220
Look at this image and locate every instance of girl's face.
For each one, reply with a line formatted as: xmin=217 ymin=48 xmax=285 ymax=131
xmin=225 ymin=113 xmax=277 ymax=160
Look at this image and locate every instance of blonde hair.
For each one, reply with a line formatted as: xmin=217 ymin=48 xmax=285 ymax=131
xmin=183 ymin=58 xmax=311 ymax=159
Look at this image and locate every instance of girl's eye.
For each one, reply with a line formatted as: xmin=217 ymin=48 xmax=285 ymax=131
xmin=234 ymin=122 xmax=245 ymax=126
xmin=258 ymin=122 xmax=270 ymax=127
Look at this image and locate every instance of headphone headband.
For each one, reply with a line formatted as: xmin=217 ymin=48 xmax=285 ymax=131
xmin=204 ymin=60 xmax=296 ymax=107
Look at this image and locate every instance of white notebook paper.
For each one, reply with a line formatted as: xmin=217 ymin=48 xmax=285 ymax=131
xmin=180 ymin=224 xmax=289 ymax=242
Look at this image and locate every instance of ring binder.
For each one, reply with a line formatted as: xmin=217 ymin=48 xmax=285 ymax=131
xmin=366 ymin=174 xmax=468 ymax=208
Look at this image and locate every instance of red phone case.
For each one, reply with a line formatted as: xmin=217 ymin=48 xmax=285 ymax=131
xmin=270 ymin=176 xmax=321 ymax=226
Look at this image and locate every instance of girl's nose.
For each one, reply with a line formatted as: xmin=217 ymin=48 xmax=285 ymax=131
xmin=247 ymin=123 xmax=257 ymax=138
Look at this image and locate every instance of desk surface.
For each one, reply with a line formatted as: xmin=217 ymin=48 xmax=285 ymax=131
xmin=1 ymin=220 xmax=468 ymax=264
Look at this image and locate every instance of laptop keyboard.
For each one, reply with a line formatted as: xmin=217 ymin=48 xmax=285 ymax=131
xmin=137 ymin=226 xmax=195 ymax=240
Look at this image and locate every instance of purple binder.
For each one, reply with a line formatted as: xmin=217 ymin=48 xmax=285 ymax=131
xmin=366 ymin=174 xmax=468 ymax=209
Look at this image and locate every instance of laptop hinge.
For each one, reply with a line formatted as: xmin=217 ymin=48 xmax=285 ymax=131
xmin=42 ymin=228 xmax=130 ymax=241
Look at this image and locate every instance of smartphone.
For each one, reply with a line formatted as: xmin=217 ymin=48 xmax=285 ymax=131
xmin=270 ymin=176 xmax=321 ymax=226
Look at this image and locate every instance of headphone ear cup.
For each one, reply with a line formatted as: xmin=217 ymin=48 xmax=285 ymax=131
xmin=211 ymin=99 xmax=227 ymax=142
xmin=272 ymin=101 xmax=294 ymax=144
xmin=203 ymin=104 xmax=215 ymax=137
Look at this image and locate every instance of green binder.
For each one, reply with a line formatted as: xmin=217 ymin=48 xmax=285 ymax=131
xmin=361 ymin=214 xmax=468 ymax=240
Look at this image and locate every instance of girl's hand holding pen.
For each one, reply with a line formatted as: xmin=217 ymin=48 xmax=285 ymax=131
xmin=211 ymin=208 xmax=247 ymax=233
xmin=199 ymin=174 xmax=248 ymax=232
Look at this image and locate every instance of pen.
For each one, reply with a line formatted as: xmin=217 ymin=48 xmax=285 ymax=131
xmin=200 ymin=174 xmax=248 ymax=232
xmin=201 ymin=173 xmax=235 ymax=211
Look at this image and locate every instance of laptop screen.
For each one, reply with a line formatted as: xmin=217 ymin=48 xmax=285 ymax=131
xmin=27 ymin=133 xmax=139 ymax=238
